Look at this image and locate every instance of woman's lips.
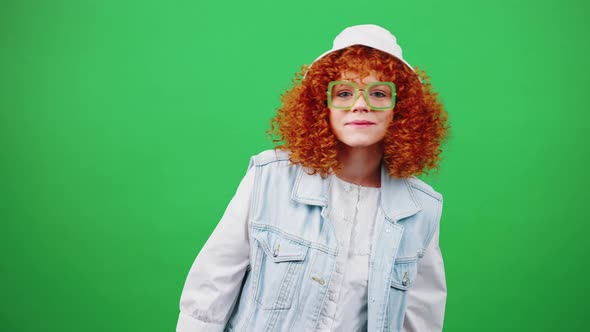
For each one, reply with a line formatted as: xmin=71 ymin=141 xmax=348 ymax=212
xmin=346 ymin=120 xmax=375 ymax=127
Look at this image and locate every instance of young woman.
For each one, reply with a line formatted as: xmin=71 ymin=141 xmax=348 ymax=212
xmin=177 ymin=24 xmax=449 ymax=332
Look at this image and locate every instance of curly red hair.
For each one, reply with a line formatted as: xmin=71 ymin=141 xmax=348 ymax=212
xmin=269 ymin=45 xmax=449 ymax=178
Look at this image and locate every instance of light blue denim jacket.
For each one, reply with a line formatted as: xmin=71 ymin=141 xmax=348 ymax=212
xmin=217 ymin=149 xmax=443 ymax=332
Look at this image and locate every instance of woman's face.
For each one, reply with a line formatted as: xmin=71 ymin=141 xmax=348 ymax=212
xmin=328 ymin=71 xmax=394 ymax=150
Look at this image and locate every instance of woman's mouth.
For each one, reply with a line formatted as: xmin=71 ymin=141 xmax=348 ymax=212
xmin=346 ymin=120 xmax=375 ymax=127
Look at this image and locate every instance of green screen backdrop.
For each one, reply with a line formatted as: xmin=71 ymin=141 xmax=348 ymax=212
xmin=2 ymin=0 xmax=589 ymax=331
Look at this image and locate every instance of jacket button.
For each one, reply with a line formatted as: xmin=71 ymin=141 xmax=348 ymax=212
xmin=402 ymin=272 xmax=409 ymax=286
xmin=312 ymin=276 xmax=325 ymax=285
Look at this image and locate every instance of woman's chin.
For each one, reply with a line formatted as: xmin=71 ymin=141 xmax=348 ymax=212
xmin=337 ymin=139 xmax=384 ymax=150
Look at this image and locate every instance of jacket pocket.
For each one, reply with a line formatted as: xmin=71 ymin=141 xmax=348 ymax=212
xmin=251 ymin=228 xmax=309 ymax=310
xmin=387 ymin=258 xmax=419 ymax=330
xmin=390 ymin=258 xmax=418 ymax=290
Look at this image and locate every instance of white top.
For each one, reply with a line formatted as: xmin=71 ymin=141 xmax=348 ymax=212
xmin=177 ymin=167 xmax=447 ymax=332
xmin=318 ymin=175 xmax=380 ymax=331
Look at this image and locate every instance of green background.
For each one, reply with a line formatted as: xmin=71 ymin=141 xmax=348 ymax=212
xmin=1 ymin=0 xmax=588 ymax=331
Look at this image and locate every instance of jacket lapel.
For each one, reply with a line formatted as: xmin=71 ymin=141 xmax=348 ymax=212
xmin=291 ymin=165 xmax=422 ymax=222
xmin=291 ymin=168 xmax=330 ymax=207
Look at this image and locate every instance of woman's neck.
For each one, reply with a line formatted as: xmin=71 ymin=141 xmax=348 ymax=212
xmin=335 ymin=145 xmax=383 ymax=188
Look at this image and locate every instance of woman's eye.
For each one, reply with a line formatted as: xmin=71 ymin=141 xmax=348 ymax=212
xmin=336 ymin=91 xmax=353 ymax=98
xmin=370 ymin=91 xmax=388 ymax=98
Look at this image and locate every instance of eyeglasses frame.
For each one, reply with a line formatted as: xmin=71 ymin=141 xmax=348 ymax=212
xmin=326 ymin=81 xmax=396 ymax=111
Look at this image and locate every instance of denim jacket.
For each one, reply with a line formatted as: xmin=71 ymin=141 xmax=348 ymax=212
xmin=178 ymin=149 xmax=445 ymax=332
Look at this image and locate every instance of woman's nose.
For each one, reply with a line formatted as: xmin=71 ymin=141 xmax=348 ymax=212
xmin=351 ymin=93 xmax=369 ymax=112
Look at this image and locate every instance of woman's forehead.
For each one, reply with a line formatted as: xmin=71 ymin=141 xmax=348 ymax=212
xmin=338 ymin=70 xmax=384 ymax=83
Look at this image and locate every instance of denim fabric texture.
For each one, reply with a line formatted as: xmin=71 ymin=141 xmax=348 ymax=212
xmin=223 ymin=150 xmax=443 ymax=332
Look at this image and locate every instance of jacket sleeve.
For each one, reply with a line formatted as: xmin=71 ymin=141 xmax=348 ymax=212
xmin=176 ymin=167 xmax=255 ymax=332
xmin=402 ymin=211 xmax=447 ymax=332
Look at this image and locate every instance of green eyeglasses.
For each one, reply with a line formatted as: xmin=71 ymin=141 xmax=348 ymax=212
xmin=327 ymin=81 xmax=396 ymax=111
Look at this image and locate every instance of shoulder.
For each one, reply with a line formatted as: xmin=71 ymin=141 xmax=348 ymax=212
xmin=407 ymin=176 xmax=443 ymax=203
xmin=404 ymin=177 xmax=444 ymax=253
xmin=249 ymin=149 xmax=291 ymax=167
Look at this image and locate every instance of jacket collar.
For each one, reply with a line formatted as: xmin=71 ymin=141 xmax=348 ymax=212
xmin=291 ymin=165 xmax=421 ymax=222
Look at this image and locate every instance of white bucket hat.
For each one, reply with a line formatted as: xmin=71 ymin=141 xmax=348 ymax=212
xmin=310 ymin=24 xmax=417 ymax=75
